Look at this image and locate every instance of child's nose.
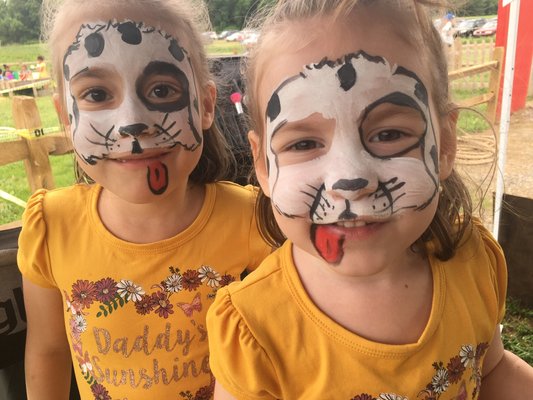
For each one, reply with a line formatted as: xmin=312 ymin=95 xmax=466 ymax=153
xmin=118 ymin=123 xmax=149 ymax=137
xmin=326 ymin=176 xmax=378 ymax=201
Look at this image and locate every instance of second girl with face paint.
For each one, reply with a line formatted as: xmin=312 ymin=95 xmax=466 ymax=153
xmin=17 ymin=0 xmax=271 ymax=399
xmin=207 ymin=0 xmax=533 ymax=398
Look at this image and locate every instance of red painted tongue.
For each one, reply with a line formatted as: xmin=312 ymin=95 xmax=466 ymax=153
xmin=147 ymin=161 xmax=168 ymax=195
xmin=312 ymin=225 xmax=345 ymax=264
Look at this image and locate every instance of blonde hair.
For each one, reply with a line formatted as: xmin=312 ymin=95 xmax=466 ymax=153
xmin=246 ymin=0 xmax=473 ymax=260
xmin=42 ymin=0 xmax=234 ymax=184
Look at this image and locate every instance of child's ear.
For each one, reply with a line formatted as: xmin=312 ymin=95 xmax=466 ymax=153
xmin=439 ymin=109 xmax=458 ymax=180
xmin=201 ymin=81 xmax=216 ymax=130
xmin=248 ymin=130 xmax=270 ymax=197
xmin=52 ymin=92 xmax=70 ymax=128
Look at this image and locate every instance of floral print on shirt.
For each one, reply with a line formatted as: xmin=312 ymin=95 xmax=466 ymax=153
xmin=64 ymin=265 xmax=235 ymax=400
xmin=349 ymin=341 xmax=489 ymax=400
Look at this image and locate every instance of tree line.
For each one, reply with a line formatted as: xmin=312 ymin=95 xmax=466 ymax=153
xmin=0 ymin=0 xmax=499 ymax=45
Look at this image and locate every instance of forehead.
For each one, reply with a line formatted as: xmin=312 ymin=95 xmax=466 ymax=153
xmin=63 ymin=20 xmax=186 ymax=78
xmin=257 ymin=13 xmax=430 ymax=118
xmin=266 ymin=52 xmax=428 ymax=126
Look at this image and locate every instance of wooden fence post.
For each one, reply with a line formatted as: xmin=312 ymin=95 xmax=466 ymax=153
xmin=486 ymin=46 xmax=504 ymax=126
xmin=11 ymin=96 xmax=56 ymax=192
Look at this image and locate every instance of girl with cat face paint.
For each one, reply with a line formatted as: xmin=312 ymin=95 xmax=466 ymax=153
xmin=207 ymin=1 xmax=533 ymax=399
xmin=17 ymin=1 xmax=271 ymax=399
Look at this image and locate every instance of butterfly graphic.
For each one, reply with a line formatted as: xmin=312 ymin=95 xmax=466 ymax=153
xmin=176 ymin=292 xmax=202 ymax=317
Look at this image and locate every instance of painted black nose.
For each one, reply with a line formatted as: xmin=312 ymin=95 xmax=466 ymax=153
xmin=119 ymin=123 xmax=149 ymax=137
xmin=332 ymin=178 xmax=368 ymax=191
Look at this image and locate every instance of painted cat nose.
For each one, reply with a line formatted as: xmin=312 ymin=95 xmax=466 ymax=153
xmin=119 ymin=123 xmax=149 ymax=137
xmin=332 ymin=178 xmax=369 ymax=191
xmin=327 ymin=177 xmax=377 ymax=201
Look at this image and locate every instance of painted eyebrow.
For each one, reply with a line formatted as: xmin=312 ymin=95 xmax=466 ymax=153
xmin=363 ymin=104 xmax=424 ymax=122
xmin=69 ymin=67 xmax=107 ymax=82
xmin=142 ymin=61 xmax=183 ymax=77
xmin=270 ymin=114 xmax=333 ymax=140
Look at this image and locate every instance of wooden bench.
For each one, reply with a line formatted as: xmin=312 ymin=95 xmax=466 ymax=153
xmin=0 ymin=78 xmax=52 ymax=98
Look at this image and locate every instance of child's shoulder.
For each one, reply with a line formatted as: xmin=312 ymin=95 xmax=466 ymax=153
xmin=210 ymin=181 xmax=259 ymax=212
xmin=213 ymin=181 xmax=259 ymax=200
xmin=456 ymin=218 xmax=503 ymax=259
xmin=216 ymin=242 xmax=290 ymax=304
xmin=24 ymin=184 xmax=96 ymax=221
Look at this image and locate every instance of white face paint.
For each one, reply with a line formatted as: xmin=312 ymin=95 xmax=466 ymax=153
xmin=63 ymin=20 xmax=202 ymax=166
xmin=265 ymin=52 xmax=440 ymax=262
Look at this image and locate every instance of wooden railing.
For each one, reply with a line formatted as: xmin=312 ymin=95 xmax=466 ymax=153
xmin=449 ymin=46 xmax=504 ymax=125
xmin=0 ymin=96 xmax=72 ymax=193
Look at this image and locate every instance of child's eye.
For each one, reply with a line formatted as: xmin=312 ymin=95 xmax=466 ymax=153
xmin=369 ymin=129 xmax=405 ymax=143
xmin=149 ymin=84 xmax=178 ymax=99
xmin=82 ymin=88 xmax=110 ymax=103
xmin=288 ymin=140 xmax=322 ymax=151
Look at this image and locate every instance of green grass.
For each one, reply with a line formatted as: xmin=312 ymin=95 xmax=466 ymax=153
xmin=0 ymin=42 xmax=50 ymax=69
xmin=452 ymin=89 xmax=492 ymax=134
xmin=503 ymin=298 xmax=533 ymax=365
xmin=206 ymin=39 xmax=246 ymax=56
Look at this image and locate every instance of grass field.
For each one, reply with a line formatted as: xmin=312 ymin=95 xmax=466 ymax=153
xmin=1 ymin=41 xmax=531 ymax=365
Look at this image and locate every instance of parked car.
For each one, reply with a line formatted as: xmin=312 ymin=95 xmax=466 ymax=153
xmin=226 ymin=31 xmax=245 ymax=42
xmin=454 ymin=18 xmax=486 ymax=37
xmin=218 ymin=30 xmax=237 ymax=40
xmin=473 ymin=19 xmax=497 ymax=37
xmin=242 ymin=32 xmax=260 ymax=48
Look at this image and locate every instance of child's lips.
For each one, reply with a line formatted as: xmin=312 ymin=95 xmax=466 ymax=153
xmin=311 ymin=220 xmax=385 ymax=264
xmin=108 ymin=151 xmax=170 ymax=165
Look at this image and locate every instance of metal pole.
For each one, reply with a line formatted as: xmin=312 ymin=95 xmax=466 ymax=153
xmin=493 ymin=0 xmax=520 ymax=240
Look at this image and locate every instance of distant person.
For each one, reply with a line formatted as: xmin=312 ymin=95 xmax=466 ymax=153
xmin=19 ymin=64 xmax=31 ymax=81
xmin=35 ymin=55 xmax=48 ymax=78
xmin=2 ymin=64 xmax=14 ymax=80
xmin=440 ymin=12 xmax=455 ymax=48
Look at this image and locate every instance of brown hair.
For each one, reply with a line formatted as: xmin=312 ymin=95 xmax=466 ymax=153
xmin=246 ymin=0 xmax=473 ymax=260
xmin=42 ymin=0 xmax=234 ymax=185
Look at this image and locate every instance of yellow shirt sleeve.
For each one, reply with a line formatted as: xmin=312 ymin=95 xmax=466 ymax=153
xmin=473 ymin=219 xmax=508 ymax=323
xmin=17 ymin=189 xmax=57 ymax=288
xmin=207 ymin=286 xmax=280 ymax=400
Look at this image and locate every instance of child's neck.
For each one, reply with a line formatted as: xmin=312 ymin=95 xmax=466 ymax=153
xmin=294 ymin=248 xmax=433 ymax=345
xmin=97 ymin=183 xmax=205 ymax=244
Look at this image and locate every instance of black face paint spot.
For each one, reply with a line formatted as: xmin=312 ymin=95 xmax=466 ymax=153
xmin=62 ymin=43 xmax=80 ymax=81
xmin=64 ymin=64 xmax=70 ymax=82
xmin=136 ymin=61 xmax=189 ymax=113
xmin=117 ymin=22 xmax=142 ymax=45
xmin=337 ymin=62 xmax=356 ymax=91
xmin=266 ymin=93 xmax=281 ymax=122
xmin=414 ymin=82 xmax=428 ymax=107
xmin=168 ymin=39 xmax=185 ymax=61
xmin=430 ymin=144 xmax=439 ymax=174
xmin=84 ymin=32 xmax=105 ymax=57
xmin=72 ymin=97 xmax=80 ymax=129
xmin=394 ymin=66 xmax=428 ymax=106
xmin=119 ymin=123 xmax=149 ymax=137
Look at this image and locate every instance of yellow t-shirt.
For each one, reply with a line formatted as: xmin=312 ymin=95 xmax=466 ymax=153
xmin=207 ymin=220 xmax=507 ymax=399
xmin=18 ymin=182 xmax=271 ymax=400
xmin=36 ymin=61 xmax=48 ymax=78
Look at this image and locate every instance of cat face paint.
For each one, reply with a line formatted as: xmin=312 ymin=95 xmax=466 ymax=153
xmin=265 ymin=51 xmax=439 ymax=264
xmin=63 ymin=20 xmax=202 ymax=195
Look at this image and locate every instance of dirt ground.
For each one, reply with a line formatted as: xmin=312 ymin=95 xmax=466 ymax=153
xmin=454 ymin=101 xmax=533 ymax=228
